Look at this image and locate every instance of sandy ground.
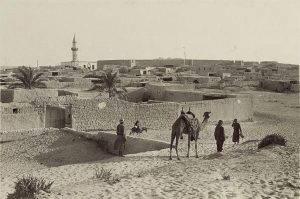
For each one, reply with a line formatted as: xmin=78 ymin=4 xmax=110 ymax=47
xmin=0 ymin=91 xmax=299 ymax=199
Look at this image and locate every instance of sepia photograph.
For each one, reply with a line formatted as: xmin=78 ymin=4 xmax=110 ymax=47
xmin=0 ymin=0 xmax=299 ymax=198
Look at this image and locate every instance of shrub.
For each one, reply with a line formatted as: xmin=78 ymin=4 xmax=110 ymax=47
xmin=137 ymin=170 xmax=146 ymax=178
xmin=8 ymin=176 xmax=54 ymax=198
xmin=95 ymin=167 xmax=112 ymax=181
xmin=222 ymin=174 xmax=230 ymax=180
xmin=108 ymin=175 xmax=121 ymax=185
xmin=258 ymin=134 xmax=287 ymax=149
xmin=94 ymin=166 xmax=121 ymax=185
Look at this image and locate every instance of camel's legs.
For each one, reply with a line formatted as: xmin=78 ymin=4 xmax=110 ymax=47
xmin=170 ymin=131 xmax=175 ymax=160
xmin=175 ymin=134 xmax=180 ymax=160
xmin=195 ymin=133 xmax=199 ymax=158
xmin=187 ymin=133 xmax=191 ymax=158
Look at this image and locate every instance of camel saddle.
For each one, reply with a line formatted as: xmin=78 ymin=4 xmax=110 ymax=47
xmin=181 ymin=114 xmax=199 ymax=141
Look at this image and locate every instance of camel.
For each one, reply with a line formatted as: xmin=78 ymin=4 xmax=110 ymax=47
xmin=169 ymin=108 xmax=211 ymax=160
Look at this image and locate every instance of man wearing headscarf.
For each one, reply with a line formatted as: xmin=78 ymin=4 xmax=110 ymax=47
xmin=232 ymin=118 xmax=243 ymax=144
xmin=114 ymin=118 xmax=126 ymax=157
xmin=214 ymin=120 xmax=225 ymax=152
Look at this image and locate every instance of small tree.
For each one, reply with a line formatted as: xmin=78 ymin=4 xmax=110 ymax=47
xmin=9 ymin=66 xmax=46 ymax=89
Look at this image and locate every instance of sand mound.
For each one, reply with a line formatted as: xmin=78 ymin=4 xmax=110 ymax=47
xmin=0 ymin=129 xmax=112 ymax=177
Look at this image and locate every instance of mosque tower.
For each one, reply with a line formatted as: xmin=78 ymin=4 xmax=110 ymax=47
xmin=71 ymin=35 xmax=78 ymax=66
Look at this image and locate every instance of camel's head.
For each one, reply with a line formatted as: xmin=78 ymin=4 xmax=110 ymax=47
xmin=186 ymin=107 xmax=192 ymax=115
xmin=203 ymin=112 xmax=211 ymax=119
xmin=180 ymin=107 xmax=185 ymax=115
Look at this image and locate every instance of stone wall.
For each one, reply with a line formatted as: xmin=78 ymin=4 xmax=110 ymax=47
xmin=0 ymin=89 xmax=59 ymax=103
xmin=260 ymin=80 xmax=291 ymax=92
xmin=145 ymin=82 xmax=195 ymax=101
xmin=125 ymin=87 xmax=147 ymax=102
xmin=71 ymin=96 xmax=253 ymax=131
xmin=0 ymin=89 xmax=14 ymax=103
xmin=33 ymin=95 xmax=78 ymax=107
xmin=164 ymin=90 xmax=204 ymax=102
xmin=44 ymin=79 xmax=93 ymax=90
xmin=14 ymin=89 xmax=58 ymax=103
xmin=291 ymin=84 xmax=300 ymax=92
xmin=0 ymin=103 xmax=45 ymax=132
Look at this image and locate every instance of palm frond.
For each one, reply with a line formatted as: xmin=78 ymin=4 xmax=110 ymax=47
xmin=10 ymin=66 xmax=45 ymax=89
xmin=32 ymin=73 xmax=44 ymax=83
xmin=8 ymin=83 xmax=25 ymax=89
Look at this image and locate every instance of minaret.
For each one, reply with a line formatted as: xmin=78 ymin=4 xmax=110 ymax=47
xmin=71 ymin=35 xmax=78 ymax=66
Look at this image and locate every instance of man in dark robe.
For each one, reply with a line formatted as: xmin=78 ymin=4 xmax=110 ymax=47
xmin=114 ymin=119 xmax=126 ymax=157
xmin=214 ymin=120 xmax=225 ymax=152
xmin=232 ymin=118 xmax=243 ymax=144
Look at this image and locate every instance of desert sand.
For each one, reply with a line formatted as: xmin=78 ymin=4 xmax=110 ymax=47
xmin=1 ymin=91 xmax=299 ymax=199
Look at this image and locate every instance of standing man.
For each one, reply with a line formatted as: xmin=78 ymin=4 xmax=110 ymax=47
xmin=114 ymin=118 xmax=126 ymax=157
xmin=232 ymin=118 xmax=243 ymax=145
xmin=214 ymin=120 xmax=225 ymax=152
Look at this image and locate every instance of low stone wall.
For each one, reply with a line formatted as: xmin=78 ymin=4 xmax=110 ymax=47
xmin=71 ymin=96 xmax=253 ymax=131
xmin=62 ymin=128 xmax=170 ymax=155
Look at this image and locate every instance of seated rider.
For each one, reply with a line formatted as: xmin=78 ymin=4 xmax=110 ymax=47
xmin=186 ymin=109 xmax=196 ymax=141
xmin=133 ymin=120 xmax=141 ymax=132
xmin=186 ymin=109 xmax=195 ymax=119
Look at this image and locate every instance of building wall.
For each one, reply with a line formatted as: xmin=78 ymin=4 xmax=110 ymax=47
xmin=43 ymin=79 xmax=93 ymax=89
xmin=71 ymin=96 xmax=253 ymax=131
xmin=164 ymin=90 xmax=204 ymax=102
xmin=125 ymin=87 xmax=147 ymax=102
xmin=0 ymin=103 xmax=45 ymax=132
xmin=291 ymin=84 xmax=300 ymax=92
xmin=145 ymin=83 xmax=195 ymax=101
xmin=97 ymin=59 xmax=234 ymax=68
xmin=61 ymin=61 xmax=97 ymax=70
xmin=260 ymin=80 xmax=291 ymax=92
xmin=0 ymin=89 xmax=59 ymax=103
xmin=0 ymin=89 xmax=14 ymax=103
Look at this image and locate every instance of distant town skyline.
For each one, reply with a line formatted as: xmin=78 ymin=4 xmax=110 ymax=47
xmin=0 ymin=0 xmax=299 ymax=67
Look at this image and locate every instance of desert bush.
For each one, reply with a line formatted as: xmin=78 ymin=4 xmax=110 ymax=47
xmin=94 ymin=166 xmax=121 ymax=185
xmin=222 ymin=173 xmax=230 ymax=180
xmin=258 ymin=134 xmax=286 ymax=149
xmin=108 ymin=175 xmax=121 ymax=185
xmin=8 ymin=176 xmax=54 ymax=198
xmin=137 ymin=170 xmax=146 ymax=178
xmin=95 ymin=167 xmax=112 ymax=181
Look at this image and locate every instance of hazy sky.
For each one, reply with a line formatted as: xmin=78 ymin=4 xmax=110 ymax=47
xmin=0 ymin=0 xmax=299 ymax=67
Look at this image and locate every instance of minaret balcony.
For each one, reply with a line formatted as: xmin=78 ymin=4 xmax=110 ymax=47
xmin=71 ymin=47 xmax=78 ymax=51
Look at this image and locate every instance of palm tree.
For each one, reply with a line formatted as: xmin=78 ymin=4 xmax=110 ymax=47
xmin=89 ymin=71 xmax=121 ymax=98
xmin=8 ymin=66 xmax=46 ymax=89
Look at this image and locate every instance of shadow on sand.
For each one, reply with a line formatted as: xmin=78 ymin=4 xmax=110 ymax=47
xmin=34 ymin=134 xmax=114 ymax=167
